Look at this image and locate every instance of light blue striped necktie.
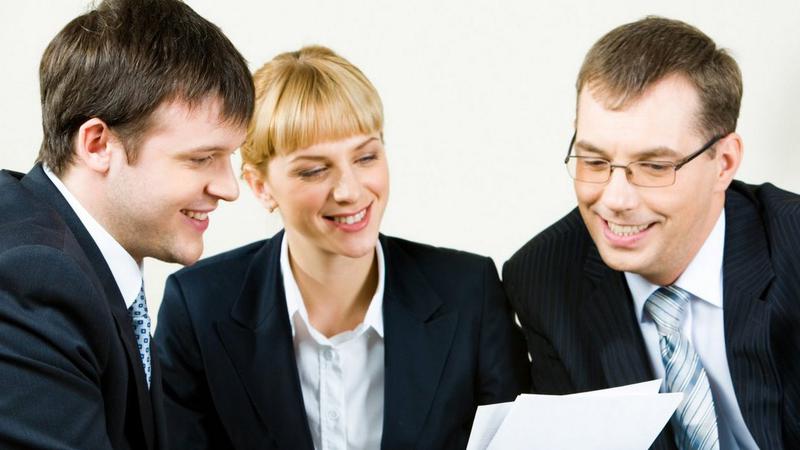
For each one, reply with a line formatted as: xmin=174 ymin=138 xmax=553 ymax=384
xmin=129 ymin=285 xmax=152 ymax=388
xmin=645 ymin=286 xmax=719 ymax=450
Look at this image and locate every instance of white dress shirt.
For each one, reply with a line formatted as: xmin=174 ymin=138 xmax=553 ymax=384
xmin=280 ymin=234 xmax=385 ymax=450
xmin=625 ymin=210 xmax=758 ymax=449
xmin=43 ymin=166 xmax=142 ymax=308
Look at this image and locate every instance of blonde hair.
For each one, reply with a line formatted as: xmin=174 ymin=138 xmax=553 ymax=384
xmin=242 ymin=45 xmax=384 ymax=172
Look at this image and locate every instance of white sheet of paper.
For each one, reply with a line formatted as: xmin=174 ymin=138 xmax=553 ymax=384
xmin=467 ymin=380 xmax=681 ymax=450
xmin=466 ymin=401 xmax=515 ymax=450
xmin=567 ymin=379 xmax=663 ymax=398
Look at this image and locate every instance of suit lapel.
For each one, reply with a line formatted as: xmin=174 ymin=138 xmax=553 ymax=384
xmin=582 ymin=243 xmax=676 ymax=450
xmin=722 ymin=188 xmax=781 ymax=449
xmin=582 ymin=246 xmax=654 ymax=388
xmin=21 ymin=165 xmax=157 ymax=449
xmin=215 ymin=232 xmax=314 ymax=449
xmin=380 ymin=236 xmax=458 ymax=449
xmin=149 ymin=339 xmax=168 ymax=449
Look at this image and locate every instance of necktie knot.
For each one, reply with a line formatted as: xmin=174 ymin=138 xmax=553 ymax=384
xmin=645 ymin=285 xmax=691 ymax=336
xmin=129 ymin=285 xmax=152 ymax=388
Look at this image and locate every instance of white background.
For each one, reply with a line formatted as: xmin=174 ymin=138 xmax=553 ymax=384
xmin=2 ymin=1 xmax=799 ymax=324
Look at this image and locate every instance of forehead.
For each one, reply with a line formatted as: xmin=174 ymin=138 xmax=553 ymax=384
xmin=139 ymin=97 xmax=246 ymax=153
xmin=149 ymin=97 xmax=227 ymax=130
xmin=576 ymin=75 xmax=703 ymax=154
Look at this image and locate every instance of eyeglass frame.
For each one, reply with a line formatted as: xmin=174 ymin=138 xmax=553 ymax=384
xmin=563 ymin=131 xmax=727 ymax=188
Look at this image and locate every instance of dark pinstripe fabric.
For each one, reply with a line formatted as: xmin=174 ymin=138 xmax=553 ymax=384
xmin=503 ymin=180 xmax=800 ymax=450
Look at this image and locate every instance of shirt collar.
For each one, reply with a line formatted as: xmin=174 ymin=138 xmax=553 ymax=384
xmin=44 ymin=166 xmax=143 ymax=309
xmin=280 ymin=232 xmax=385 ymax=338
xmin=626 ymin=209 xmax=725 ymax=323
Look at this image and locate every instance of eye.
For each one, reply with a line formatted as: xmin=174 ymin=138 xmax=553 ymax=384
xmin=296 ymin=166 xmax=327 ymax=179
xmin=637 ymin=161 xmax=673 ymax=173
xmin=190 ymin=155 xmax=215 ymax=165
xmin=356 ymin=153 xmax=378 ymax=165
xmin=580 ymin=158 xmax=609 ymax=170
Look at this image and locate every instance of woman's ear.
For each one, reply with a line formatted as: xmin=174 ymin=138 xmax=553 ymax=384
xmin=243 ymin=164 xmax=278 ymax=212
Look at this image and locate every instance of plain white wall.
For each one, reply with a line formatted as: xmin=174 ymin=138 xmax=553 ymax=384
xmin=2 ymin=0 xmax=799 ymax=326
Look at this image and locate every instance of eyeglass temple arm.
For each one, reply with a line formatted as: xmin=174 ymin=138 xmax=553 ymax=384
xmin=564 ymin=131 xmax=577 ymax=163
xmin=673 ymin=134 xmax=726 ymax=170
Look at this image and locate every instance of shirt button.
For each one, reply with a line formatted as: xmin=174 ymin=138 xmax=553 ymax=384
xmin=327 ymin=410 xmax=339 ymax=421
xmin=323 ymin=348 xmax=335 ymax=361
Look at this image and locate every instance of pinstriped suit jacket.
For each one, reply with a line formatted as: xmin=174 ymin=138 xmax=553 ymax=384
xmin=503 ymin=180 xmax=800 ymax=450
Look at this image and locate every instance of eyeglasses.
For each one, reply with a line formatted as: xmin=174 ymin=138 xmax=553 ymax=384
xmin=563 ymin=132 xmax=725 ymax=188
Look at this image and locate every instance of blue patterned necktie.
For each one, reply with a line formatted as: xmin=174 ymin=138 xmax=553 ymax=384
xmin=645 ymin=286 xmax=719 ymax=450
xmin=129 ymin=285 xmax=152 ymax=388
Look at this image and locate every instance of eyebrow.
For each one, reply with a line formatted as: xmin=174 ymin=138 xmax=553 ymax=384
xmin=354 ymin=136 xmax=380 ymax=150
xmin=574 ymin=140 xmax=681 ymax=160
xmin=289 ymin=136 xmax=381 ymax=163
xmin=173 ymin=146 xmax=231 ymax=159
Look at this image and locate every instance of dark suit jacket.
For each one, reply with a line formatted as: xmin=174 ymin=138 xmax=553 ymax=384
xmin=503 ymin=180 xmax=800 ymax=450
xmin=0 ymin=165 xmax=166 ymax=449
xmin=155 ymin=231 xmax=529 ymax=449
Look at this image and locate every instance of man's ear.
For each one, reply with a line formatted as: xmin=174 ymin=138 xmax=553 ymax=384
xmin=242 ymin=164 xmax=278 ymax=213
xmin=74 ymin=118 xmax=117 ymax=173
xmin=713 ymin=132 xmax=743 ymax=193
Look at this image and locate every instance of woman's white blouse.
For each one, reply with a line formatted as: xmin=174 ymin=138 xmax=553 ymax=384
xmin=280 ymin=236 xmax=386 ymax=450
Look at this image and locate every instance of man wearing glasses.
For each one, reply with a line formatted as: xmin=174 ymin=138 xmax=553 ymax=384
xmin=504 ymin=17 xmax=799 ymax=450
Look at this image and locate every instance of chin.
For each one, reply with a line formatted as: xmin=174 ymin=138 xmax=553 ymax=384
xmin=340 ymin=247 xmax=375 ymax=260
xmin=160 ymin=241 xmax=204 ymax=266
xmin=597 ymin=247 xmax=642 ymax=273
xmin=180 ymin=246 xmax=204 ymax=266
xmin=336 ymin=239 xmax=378 ymax=259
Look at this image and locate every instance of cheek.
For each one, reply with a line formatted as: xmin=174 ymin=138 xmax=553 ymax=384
xmin=641 ymin=184 xmax=698 ymax=219
xmin=363 ymin=168 xmax=390 ymax=198
xmin=574 ymin=182 xmax=601 ymax=207
xmin=282 ymin=185 xmax=329 ymax=218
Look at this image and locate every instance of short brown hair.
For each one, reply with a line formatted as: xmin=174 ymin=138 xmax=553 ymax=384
xmin=242 ymin=45 xmax=383 ymax=173
xmin=577 ymin=16 xmax=742 ymax=138
xmin=38 ymin=0 xmax=255 ymax=175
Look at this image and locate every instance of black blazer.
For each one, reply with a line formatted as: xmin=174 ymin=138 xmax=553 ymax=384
xmin=155 ymin=232 xmax=529 ymax=449
xmin=503 ymin=180 xmax=800 ymax=450
xmin=0 ymin=165 xmax=166 ymax=449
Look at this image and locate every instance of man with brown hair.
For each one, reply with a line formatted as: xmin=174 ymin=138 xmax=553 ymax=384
xmin=0 ymin=0 xmax=253 ymax=448
xmin=504 ymin=17 xmax=799 ymax=450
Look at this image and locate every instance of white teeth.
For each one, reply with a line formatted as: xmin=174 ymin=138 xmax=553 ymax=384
xmin=182 ymin=210 xmax=208 ymax=220
xmin=608 ymin=221 xmax=649 ymax=236
xmin=333 ymin=209 xmax=366 ymax=225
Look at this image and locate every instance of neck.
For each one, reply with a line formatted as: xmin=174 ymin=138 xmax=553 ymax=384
xmin=286 ymin=233 xmax=379 ymax=337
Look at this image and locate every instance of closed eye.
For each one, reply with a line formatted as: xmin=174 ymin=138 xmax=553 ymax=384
xmin=297 ymin=166 xmax=328 ymax=179
xmin=190 ymin=155 xmax=215 ymax=165
xmin=636 ymin=161 xmax=673 ymax=172
xmin=356 ymin=153 xmax=378 ymax=164
xmin=580 ymin=158 xmax=610 ymax=170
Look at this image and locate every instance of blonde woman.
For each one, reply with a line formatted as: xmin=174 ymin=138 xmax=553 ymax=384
xmin=155 ymin=46 xmax=529 ymax=450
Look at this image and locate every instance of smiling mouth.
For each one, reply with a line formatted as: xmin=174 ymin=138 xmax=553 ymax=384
xmin=181 ymin=210 xmax=209 ymax=220
xmin=606 ymin=221 xmax=651 ymax=237
xmin=324 ymin=206 xmax=369 ymax=225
